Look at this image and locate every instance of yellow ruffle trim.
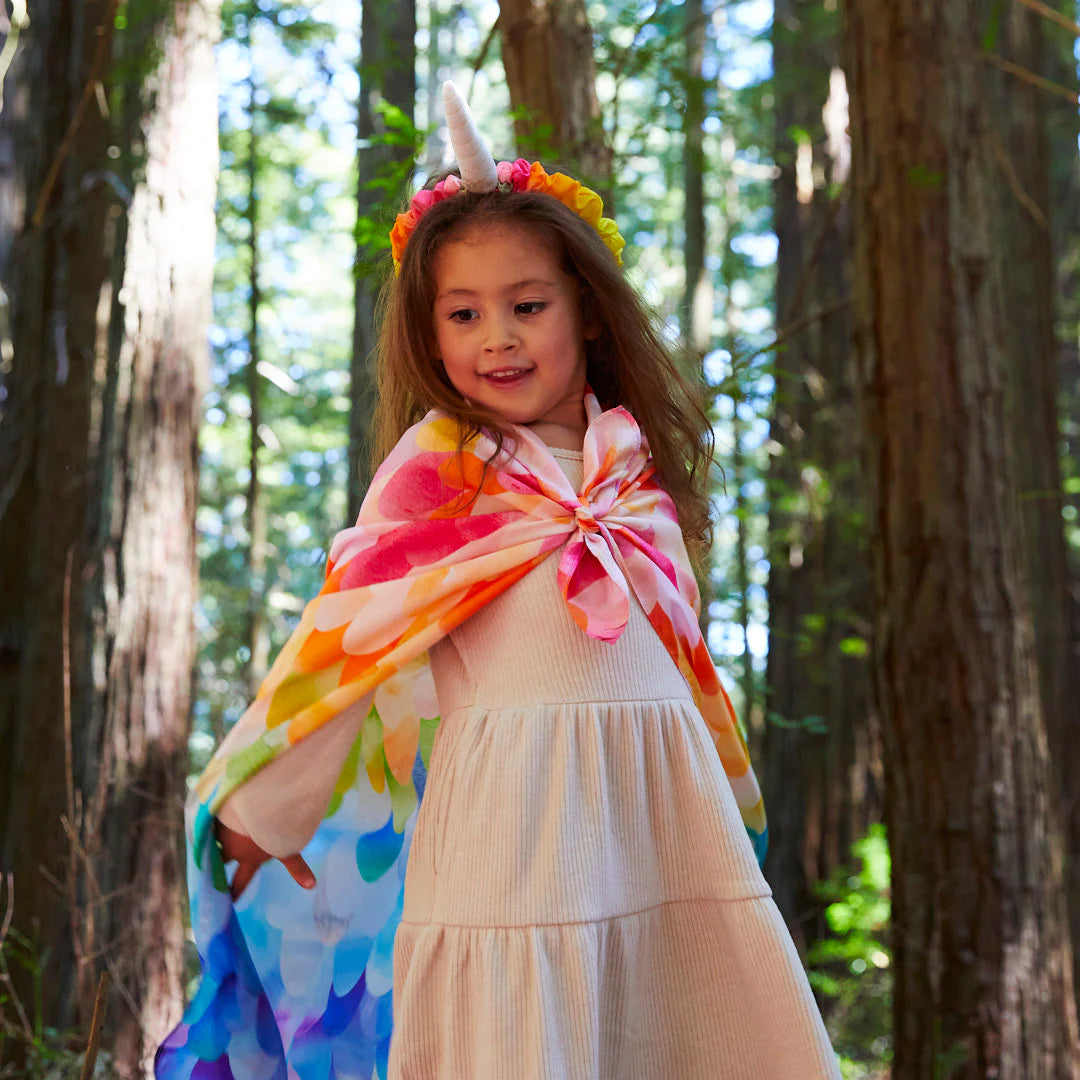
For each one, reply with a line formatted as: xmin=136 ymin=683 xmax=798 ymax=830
xmin=524 ymin=162 xmax=625 ymax=266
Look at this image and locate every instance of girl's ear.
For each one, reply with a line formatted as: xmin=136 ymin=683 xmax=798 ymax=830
xmin=583 ymin=316 xmax=601 ymax=342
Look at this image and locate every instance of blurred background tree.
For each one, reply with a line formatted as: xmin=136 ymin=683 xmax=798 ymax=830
xmin=0 ymin=0 xmax=218 ymax=1073
xmin=845 ymin=0 xmax=1080 ymax=1073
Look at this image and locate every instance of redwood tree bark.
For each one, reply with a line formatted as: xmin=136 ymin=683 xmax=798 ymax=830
xmin=1048 ymin=11 xmax=1080 ymax=1011
xmin=350 ymin=0 xmax=415 ymax=517
xmin=994 ymin=0 xmax=1080 ymax=1012
xmin=843 ymin=0 xmax=1080 ymax=1073
xmin=0 ymin=1 xmax=218 ymax=1073
xmin=681 ymin=0 xmax=707 ymax=358
xmin=497 ymin=0 xmax=611 ymax=188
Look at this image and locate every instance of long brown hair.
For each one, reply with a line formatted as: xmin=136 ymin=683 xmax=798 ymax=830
xmin=369 ymin=169 xmax=718 ymax=575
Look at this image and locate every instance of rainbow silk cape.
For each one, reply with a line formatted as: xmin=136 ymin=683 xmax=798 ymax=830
xmin=156 ymin=386 xmax=767 ymax=1080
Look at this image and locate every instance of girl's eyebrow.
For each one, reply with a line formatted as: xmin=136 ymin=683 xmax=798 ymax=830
xmin=436 ymin=278 xmax=559 ymax=300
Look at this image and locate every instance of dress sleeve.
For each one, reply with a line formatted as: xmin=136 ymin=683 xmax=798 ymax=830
xmin=215 ymin=690 xmax=373 ymax=857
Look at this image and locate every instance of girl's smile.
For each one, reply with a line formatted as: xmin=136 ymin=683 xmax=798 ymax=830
xmin=432 ymin=224 xmax=598 ymax=446
xmin=481 ymin=368 xmax=533 ymax=387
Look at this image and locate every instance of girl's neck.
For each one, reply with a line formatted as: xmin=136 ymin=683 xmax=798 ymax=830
xmin=525 ymin=419 xmax=585 ymax=452
xmin=522 ymin=391 xmax=589 ymax=451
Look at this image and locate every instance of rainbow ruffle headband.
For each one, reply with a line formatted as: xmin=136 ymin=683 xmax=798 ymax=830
xmin=389 ymin=158 xmax=626 ymax=275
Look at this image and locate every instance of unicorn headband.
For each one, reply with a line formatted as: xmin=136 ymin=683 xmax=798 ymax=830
xmin=389 ymin=81 xmax=626 ymax=275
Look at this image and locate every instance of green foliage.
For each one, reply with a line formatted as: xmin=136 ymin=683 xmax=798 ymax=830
xmin=838 ymin=635 xmax=869 ymax=658
xmin=355 ymin=100 xmax=425 ymax=264
xmin=222 ymin=0 xmax=336 ymax=52
xmin=0 ymin=928 xmax=119 ymax=1078
xmin=808 ymin=824 xmax=893 ymax=1077
xmin=370 ymin=100 xmax=422 ymax=149
xmin=506 ymin=103 xmax=560 ymax=163
xmin=979 ymin=0 xmax=1005 ymax=52
xmin=907 ymin=164 xmax=946 ymax=189
xmin=110 ymin=0 xmax=173 ymax=98
xmin=765 ymin=709 xmax=829 ymax=734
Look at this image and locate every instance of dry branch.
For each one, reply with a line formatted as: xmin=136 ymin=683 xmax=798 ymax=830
xmin=78 ymin=972 xmax=110 ymax=1080
xmin=1014 ymin=0 xmax=1080 ymax=37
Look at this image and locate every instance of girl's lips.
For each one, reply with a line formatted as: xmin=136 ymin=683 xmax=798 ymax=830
xmin=481 ymin=368 xmax=533 ymax=387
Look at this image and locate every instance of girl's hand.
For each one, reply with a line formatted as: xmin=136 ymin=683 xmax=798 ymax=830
xmin=214 ymin=819 xmax=316 ymax=900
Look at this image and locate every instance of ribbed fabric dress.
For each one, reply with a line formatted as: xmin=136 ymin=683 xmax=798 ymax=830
xmin=387 ymin=447 xmax=841 ymax=1080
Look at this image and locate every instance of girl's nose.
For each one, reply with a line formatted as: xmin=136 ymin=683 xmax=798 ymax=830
xmin=482 ymin=313 xmax=520 ymax=352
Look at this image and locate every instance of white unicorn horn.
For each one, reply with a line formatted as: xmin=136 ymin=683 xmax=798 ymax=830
xmin=442 ymin=80 xmax=498 ymax=193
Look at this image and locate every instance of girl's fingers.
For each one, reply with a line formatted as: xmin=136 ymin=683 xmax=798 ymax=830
xmin=221 ymin=841 xmax=314 ymax=899
xmin=230 ymin=859 xmax=257 ymax=900
xmin=281 ymin=853 xmax=316 ymax=889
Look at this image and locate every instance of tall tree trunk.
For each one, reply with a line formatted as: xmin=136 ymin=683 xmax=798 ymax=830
xmin=0 ymin=1 xmax=218 ymax=1073
xmin=0 ymin=0 xmax=115 ymax=1034
xmin=0 ymin=1 xmax=26 ymax=288
xmin=424 ymin=0 xmax=445 ymax=174
xmin=681 ymin=0 xmax=707 ymax=358
xmin=350 ymin=0 xmax=415 ymax=519
xmin=245 ymin=61 xmax=269 ymax=693
xmin=844 ymin=0 xmax=1080 ymax=1072
xmin=764 ymin=0 xmax=879 ymax=956
xmin=497 ymin=0 xmax=611 ymax=191
xmin=1002 ymin=0 xmax=1080 ymax=1012
xmin=680 ymin=0 xmax=711 ymax=644
xmin=715 ymin=128 xmax=760 ymax=760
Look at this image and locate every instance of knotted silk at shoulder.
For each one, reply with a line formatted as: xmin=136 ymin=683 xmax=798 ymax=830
xmin=155 ymin=385 xmax=767 ymax=1080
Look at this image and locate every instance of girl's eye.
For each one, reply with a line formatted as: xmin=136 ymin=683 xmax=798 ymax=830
xmin=447 ymin=302 xmax=545 ymax=322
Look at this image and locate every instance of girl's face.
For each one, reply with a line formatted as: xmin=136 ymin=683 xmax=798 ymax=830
xmin=431 ymin=223 xmax=596 ymax=437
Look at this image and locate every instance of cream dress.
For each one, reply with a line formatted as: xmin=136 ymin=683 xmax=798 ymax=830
xmin=388 ymin=447 xmax=841 ymax=1079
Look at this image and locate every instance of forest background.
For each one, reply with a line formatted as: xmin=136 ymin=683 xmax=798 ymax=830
xmin=1 ymin=0 xmax=1079 ymax=1077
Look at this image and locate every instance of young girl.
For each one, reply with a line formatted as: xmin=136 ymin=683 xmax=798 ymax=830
xmin=157 ymin=82 xmax=841 ymax=1080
